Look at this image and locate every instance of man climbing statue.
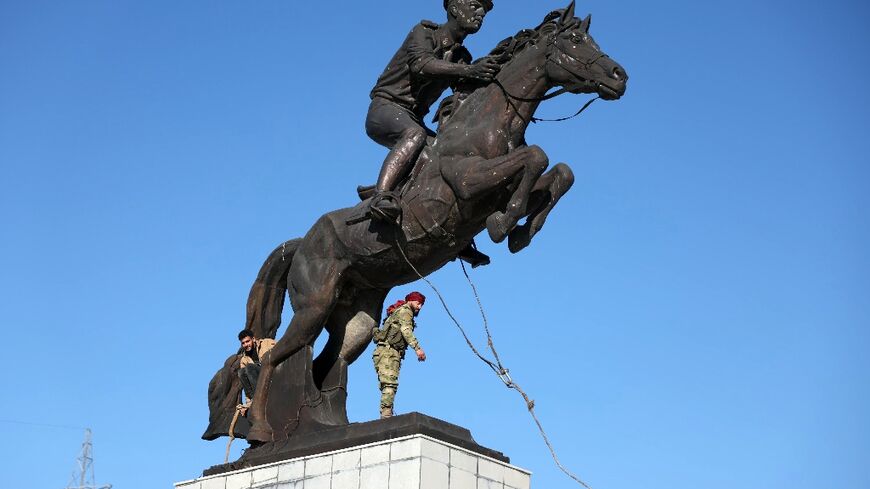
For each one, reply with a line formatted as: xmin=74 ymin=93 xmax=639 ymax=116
xmin=372 ymin=292 xmax=428 ymax=419
xmin=362 ymin=0 xmax=497 ymax=268
xmin=237 ymin=329 xmax=275 ymax=413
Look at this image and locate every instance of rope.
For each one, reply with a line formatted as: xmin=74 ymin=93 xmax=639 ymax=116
xmin=459 ymin=261 xmax=593 ymax=489
xmin=225 ymin=404 xmax=245 ymax=463
xmin=394 ymin=238 xmax=593 ymax=489
xmin=394 ymin=239 xmax=501 ymax=376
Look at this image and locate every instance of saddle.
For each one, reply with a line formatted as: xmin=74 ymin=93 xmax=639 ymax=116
xmin=346 ymin=146 xmax=490 ymax=268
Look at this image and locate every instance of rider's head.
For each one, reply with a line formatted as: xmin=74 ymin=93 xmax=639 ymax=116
xmin=445 ymin=0 xmax=493 ymax=34
xmin=238 ymin=329 xmax=256 ymax=352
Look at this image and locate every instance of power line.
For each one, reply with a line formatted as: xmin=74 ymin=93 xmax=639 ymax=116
xmin=0 ymin=419 xmax=85 ymax=431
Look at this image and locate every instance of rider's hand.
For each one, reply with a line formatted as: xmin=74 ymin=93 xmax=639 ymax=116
xmin=466 ymin=59 xmax=501 ymax=81
xmin=416 ymin=348 xmax=427 ymax=362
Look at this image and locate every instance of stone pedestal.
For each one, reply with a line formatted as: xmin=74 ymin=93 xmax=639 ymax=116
xmin=176 ymin=433 xmax=531 ymax=489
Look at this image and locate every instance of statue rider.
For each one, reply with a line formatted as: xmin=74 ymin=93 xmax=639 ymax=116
xmin=362 ymin=0 xmax=499 ymax=267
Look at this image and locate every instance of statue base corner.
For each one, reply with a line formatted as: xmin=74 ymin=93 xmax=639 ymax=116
xmin=180 ymin=412 xmax=531 ymax=489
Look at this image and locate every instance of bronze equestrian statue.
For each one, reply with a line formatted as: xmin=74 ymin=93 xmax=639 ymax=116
xmin=203 ymin=2 xmax=627 ymax=446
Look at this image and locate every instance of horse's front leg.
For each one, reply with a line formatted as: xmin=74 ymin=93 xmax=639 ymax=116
xmin=246 ymin=254 xmax=345 ymax=443
xmin=507 ymin=162 xmax=575 ymax=253
xmin=443 ymin=145 xmax=549 ymax=243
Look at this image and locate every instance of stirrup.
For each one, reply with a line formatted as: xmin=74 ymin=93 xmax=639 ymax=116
xmin=370 ymin=191 xmax=402 ymax=224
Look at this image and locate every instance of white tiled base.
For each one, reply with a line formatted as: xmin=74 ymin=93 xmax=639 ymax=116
xmin=176 ymin=435 xmax=531 ymax=489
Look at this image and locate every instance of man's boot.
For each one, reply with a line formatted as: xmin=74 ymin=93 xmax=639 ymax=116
xmin=379 ymin=384 xmax=397 ymax=419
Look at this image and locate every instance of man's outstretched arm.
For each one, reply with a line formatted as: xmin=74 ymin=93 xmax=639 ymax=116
xmin=397 ymin=309 xmax=427 ymax=361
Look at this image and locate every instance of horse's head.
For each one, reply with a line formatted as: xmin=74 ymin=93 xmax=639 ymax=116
xmin=543 ymin=1 xmax=628 ymax=100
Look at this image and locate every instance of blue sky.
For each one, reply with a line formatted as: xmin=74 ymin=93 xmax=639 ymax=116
xmin=1 ymin=1 xmax=868 ymax=488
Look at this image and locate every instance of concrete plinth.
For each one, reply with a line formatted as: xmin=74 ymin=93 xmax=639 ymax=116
xmin=176 ymin=434 xmax=531 ymax=489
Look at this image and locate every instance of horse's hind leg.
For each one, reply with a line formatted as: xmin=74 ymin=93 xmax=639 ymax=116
xmin=247 ymin=239 xmax=347 ymax=442
xmin=312 ymin=288 xmax=389 ymax=387
xmin=508 ymin=162 xmax=575 ymax=254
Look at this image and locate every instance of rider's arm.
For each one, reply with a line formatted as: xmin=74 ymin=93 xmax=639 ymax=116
xmin=413 ymin=57 xmax=474 ymax=79
xmin=407 ymin=24 xmax=476 ymax=80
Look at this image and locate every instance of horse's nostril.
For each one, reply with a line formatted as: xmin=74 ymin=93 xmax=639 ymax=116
xmin=611 ymin=67 xmax=624 ymax=80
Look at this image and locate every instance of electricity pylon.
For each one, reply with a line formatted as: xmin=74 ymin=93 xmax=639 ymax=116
xmin=65 ymin=428 xmax=112 ymax=489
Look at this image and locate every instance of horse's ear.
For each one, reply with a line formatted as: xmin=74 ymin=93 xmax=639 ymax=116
xmin=580 ymin=14 xmax=591 ymax=33
xmin=559 ymin=0 xmax=576 ymax=26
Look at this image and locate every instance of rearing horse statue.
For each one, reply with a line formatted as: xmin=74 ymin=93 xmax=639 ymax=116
xmin=204 ymin=2 xmax=627 ymax=445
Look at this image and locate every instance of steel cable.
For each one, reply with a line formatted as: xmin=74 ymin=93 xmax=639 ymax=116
xmin=394 ymin=239 xmax=593 ymax=489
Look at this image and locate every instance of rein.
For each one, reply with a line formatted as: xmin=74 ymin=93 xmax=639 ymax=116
xmin=492 ymin=38 xmax=601 ymax=124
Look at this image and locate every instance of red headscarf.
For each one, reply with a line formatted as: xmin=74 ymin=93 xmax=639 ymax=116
xmin=385 ymin=292 xmax=426 ymax=315
xmin=405 ymin=291 xmax=426 ymax=304
xmin=386 ymin=300 xmax=406 ymax=315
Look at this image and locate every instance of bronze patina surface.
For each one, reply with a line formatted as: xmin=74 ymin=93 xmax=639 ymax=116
xmin=203 ymin=2 xmax=628 ymax=462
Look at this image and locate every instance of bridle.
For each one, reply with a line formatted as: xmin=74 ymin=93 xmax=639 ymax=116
xmin=493 ymin=32 xmax=605 ymax=123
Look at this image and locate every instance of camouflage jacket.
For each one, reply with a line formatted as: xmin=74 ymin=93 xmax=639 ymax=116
xmin=373 ymin=303 xmax=421 ymax=353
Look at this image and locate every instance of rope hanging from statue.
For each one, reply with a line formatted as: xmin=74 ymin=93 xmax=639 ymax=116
xmin=394 ymin=238 xmax=593 ymax=489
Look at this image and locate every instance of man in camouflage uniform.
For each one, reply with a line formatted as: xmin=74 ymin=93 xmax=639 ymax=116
xmin=372 ymin=292 xmax=428 ymax=419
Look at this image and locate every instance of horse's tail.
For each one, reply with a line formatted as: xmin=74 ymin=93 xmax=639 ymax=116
xmin=245 ymin=238 xmax=301 ymax=339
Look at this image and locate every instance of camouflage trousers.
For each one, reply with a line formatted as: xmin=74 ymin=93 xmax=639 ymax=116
xmin=372 ymin=345 xmax=404 ymax=413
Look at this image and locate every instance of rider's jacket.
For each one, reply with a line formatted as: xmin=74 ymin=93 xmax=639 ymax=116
xmin=370 ymin=20 xmax=472 ymax=119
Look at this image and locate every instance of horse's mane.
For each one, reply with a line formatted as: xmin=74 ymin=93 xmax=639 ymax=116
xmin=434 ymin=9 xmax=568 ymax=124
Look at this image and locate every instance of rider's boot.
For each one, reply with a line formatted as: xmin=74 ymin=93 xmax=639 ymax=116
xmin=370 ymin=128 xmax=426 ymax=223
xmin=457 ymin=240 xmax=491 ymax=268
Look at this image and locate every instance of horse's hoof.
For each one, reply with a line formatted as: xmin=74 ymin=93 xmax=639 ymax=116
xmin=486 ymin=213 xmax=509 ymax=243
xmin=508 ymin=226 xmax=533 ymax=254
xmin=247 ymin=423 xmax=274 ymax=443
